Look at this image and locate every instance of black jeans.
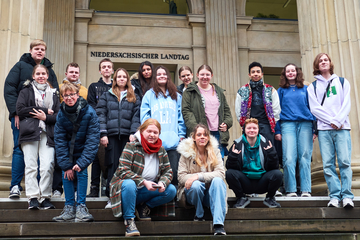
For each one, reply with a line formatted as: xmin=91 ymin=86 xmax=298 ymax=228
xmin=226 ymin=169 xmax=282 ymax=198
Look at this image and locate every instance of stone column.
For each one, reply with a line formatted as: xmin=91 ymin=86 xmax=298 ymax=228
xmin=43 ymin=0 xmax=75 ymax=83
xmin=204 ymin=0 xmax=240 ymax=144
xmin=297 ymin=0 xmax=360 ymax=195
xmin=0 ymin=0 xmax=45 ymax=190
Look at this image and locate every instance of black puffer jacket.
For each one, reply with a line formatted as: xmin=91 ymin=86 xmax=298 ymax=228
xmin=4 ymin=53 xmax=58 ymax=120
xmin=16 ymin=82 xmax=60 ymax=147
xmin=96 ymin=89 xmax=141 ymax=138
xmin=87 ymin=77 xmax=112 ymax=109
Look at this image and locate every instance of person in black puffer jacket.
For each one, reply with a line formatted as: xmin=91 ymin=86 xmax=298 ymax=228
xmin=96 ymin=68 xmax=141 ymax=208
xmin=4 ymin=39 xmax=58 ymax=199
xmin=16 ymin=64 xmax=60 ymax=210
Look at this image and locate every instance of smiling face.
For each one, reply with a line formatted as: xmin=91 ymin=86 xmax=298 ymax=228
xmin=193 ymin=127 xmax=209 ymax=148
xmin=318 ymin=54 xmax=331 ymax=74
xmin=197 ymin=68 xmax=212 ymax=89
xmin=30 ymin=45 xmax=46 ymax=64
xmin=248 ymin=66 xmax=263 ymax=82
xmin=285 ymin=65 xmax=297 ymax=82
xmin=63 ymin=90 xmax=79 ymax=107
xmin=179 ymin=70 xmax=193 ymax=87
xmin=142 ymin=124 xmax=160 ymax=144
xmin=65 ymin=66 xmax=80 ymax=82
xmin=100 ymin=61 xmax=113 ymax=78
xmin=116 ymin=70 xmax=128 ymax=89
xmin=33 ymin=67 xmax=48 ymax=84
xmin=156 ymin=68 xmax=168 ymax=87
xmin=142 ymin=65 xmax=152 ymax=79
xmin=244 ymin=122 xmax=259 ymax=138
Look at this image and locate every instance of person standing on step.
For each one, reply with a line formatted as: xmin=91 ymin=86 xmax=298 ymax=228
xmin=53 ymin=83 xmax=100 ymax=222
xmin=177 ymin=124 xmax=227 ymax=235
xmin=307 ymin=53 xmax=354 ymax=208
xmin=275 ymin=63 xmax=315 ymax=198
xmin=16 ymin=64 xmax=59 ymax=210
xmin=109 ymin=118 xmax=176 ymax=237
xmin=4 ymin=39 xmax=58 ymax=199
xmin=96 ymin=68 xmax=141 ymax=209
xmin=235 ymin=62 xmax=280 ymax=144
xmin=226 ymin=118 xmax=282 ymax=209
xmin=86 ymin=58 xmax=114 ymax=198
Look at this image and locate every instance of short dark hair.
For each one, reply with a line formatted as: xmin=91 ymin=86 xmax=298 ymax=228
xmin=248 ymin=62 xmax=263 ymax=73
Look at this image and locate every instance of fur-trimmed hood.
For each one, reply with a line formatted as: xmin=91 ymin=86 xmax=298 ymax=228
xmin=176 ymin=135 xmax=219 ymax=159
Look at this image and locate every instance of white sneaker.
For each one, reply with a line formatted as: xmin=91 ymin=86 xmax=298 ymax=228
xmin=9 ymin=185 xmax=21 ymax=199
xmin=105 ymin=199 xmax=112 ymax=209
xmin=327 ymin=198 xmax=340 ymax=208
xmin=286 ymin=192 xmax=297 ymax=197
xmin=301 ymin=192 xmax=311 ymax=197
xmin=52 ymin=190 xmax=62 ymax=198
xmin=342 ymin=198 xmax=354 ymax=209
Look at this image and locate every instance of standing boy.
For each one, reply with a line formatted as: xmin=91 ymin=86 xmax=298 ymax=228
xmin=307 ymin=53 xmax=354 ymax=208
xmin=86 ymin=58 xmax=114 ymax=198
xmin=4 ymin=39 xmax=58 ymax=198
xmin=53 ymin=83 xmax=100 ymax=222
xmin=235 ymin=62 xmax=280 ymax=143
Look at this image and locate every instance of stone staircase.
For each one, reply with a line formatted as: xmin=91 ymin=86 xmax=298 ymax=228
xmin=1 ymin=196 xmax=360 ymax=239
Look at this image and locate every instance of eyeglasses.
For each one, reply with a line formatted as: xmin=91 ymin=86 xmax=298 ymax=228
xmin=63 ymin=93 xmax=77 ymax=99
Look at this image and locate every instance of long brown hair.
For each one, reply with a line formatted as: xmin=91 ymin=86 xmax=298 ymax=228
xmin=152 ymin=65 xmax=178 ymax=100
xmin=191 ymin=124 xmax=218 ymax=168
xmin=279 ymin=63 xmax=304 ymax=88
xmin=313 ymin=53 xmax=334 ymax=75
xmin=112 ymin=68 xmax=136 ymax=103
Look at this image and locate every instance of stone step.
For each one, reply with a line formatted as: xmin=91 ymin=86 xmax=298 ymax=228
xmin=0 ymin=207 xmax=359 ymax=222
xmin=2 ymin=219 xmax=360 ymax=237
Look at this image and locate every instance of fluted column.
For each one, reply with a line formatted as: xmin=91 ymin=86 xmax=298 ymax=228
xmin=43 ymin=0 xmax=75 ymax=83
xmin=204 ymin=0 xmax=240 ymax=144
xmin=0 ymin=0 xmax=45 ymax=190
xmin=297 ymin=0 xmax=360 ymax=195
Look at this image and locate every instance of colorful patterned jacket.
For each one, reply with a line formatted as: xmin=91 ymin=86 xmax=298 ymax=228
xmin=235 ymin=82 xmax=280 ymax=132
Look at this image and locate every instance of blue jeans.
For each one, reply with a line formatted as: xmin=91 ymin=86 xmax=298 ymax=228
xmin=10 ymin=117 xmax=25 ymax=191
xmin=121 ymin=179 xmax=176 ymax=220
xmin=281 ymin=121 xmax=313 ymax=193
xmin=318 ymin=130 xmax=353 ymax=200
xmin=184 ymin=177 xmax=226 ymax=225
xmin=62 ymin=168 xmax=88 ymax=206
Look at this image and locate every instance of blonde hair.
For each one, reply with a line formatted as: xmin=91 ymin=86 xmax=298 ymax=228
xmin=191 ymin=124 xmax=218 ymax=168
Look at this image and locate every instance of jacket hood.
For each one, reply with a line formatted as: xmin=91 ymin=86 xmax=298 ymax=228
xmin=19 ymin=53 xmax=54 ymax=68
xmin=176 ymin=135 xmax=219 ymax=160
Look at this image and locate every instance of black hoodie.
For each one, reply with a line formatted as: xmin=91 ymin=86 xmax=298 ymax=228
xmin=4 ymin=53 xmax=58 ymax=120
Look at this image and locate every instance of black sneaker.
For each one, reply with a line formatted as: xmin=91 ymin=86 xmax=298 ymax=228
xmin=28 ymin=198 xmax=39 ymax=210
xmin=86 ymin=186 xmax=99 ymax=197
xmin=124 ymin=218 xmax=140 ymax=237
xmin=233 ymin=197 xmax=250 ymax=208
xmin=263 ymin=196 xmax=281 ymax=208
xmin=194 ymin=215 xmax=205 ymax=221
xmin=41 ymin=198 xmax=55 ymax=209
xmin=213 ymin=224 xmax=226 ymax=235
xmin=135 ymin=203 xmax=151 ymax=221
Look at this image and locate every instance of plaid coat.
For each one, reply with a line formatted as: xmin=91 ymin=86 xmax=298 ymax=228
xmin=109 ymin=140 xmax=174 ymax=218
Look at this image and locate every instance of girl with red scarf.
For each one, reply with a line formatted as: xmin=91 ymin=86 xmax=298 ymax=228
xmin=109 ymin=118 xmax=176 ymax=237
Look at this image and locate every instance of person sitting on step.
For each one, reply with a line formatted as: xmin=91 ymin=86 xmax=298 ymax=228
xmin=226 ymin=118 xmax=282 ymax=209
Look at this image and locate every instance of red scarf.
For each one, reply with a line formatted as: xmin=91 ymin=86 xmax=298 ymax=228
xmin=140 ymin=133 xmax=162 ymax=154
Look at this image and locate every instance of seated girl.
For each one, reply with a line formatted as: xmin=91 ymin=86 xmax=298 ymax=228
xmin=177 ymin=124 xmax=227 ymax=236
xmin=226 ymin=118 xmax=282 ymax=209
xmin=109 ymin=118 xmax=176 ymax=237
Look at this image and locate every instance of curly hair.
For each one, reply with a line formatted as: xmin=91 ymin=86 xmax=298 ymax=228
xmin=279 ymin=63 xmax=304 ymax=88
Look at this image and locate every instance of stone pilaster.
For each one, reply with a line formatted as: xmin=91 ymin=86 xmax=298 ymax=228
xmin=43 ymin=0 xmax=75 ymax=83
xmin=297 ymin=0 xmax=360 ymax=195
xmin=204 ymin=0 xmax=240 ymax=144
xmin=0 ymin=0 xmax=45 ymax=190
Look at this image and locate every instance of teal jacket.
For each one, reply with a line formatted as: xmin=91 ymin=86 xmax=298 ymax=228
xmin=181 ymin=81 xmax=233 ymax=146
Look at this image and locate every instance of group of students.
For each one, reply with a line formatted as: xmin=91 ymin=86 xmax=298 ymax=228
xmin=3 ymin=39 xmax=354 ymax=237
